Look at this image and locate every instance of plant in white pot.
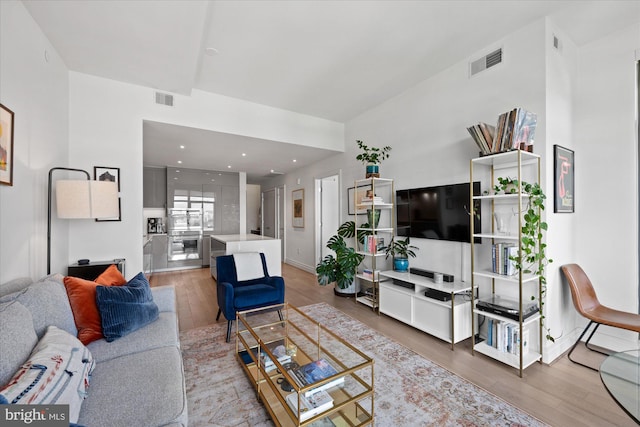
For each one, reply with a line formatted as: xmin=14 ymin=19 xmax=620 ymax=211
xmin=356 ymin=140 xmax=391 ymax=178
xmin=316 ymin=221 xmax=365 ymax=294
xmin=383 ymin=236 xmax=418 ymax=272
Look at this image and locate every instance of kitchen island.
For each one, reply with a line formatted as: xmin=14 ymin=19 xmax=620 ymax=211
xmin=210 ymin=234 xmax=281 ymax=279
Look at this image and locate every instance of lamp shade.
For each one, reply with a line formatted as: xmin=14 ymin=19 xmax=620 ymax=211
xmin=56 ymin=180 xmax=119 ymax=219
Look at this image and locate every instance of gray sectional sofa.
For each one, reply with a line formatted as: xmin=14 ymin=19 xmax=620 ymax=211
xmin=0 ymin=274 xmax=188 ymax=427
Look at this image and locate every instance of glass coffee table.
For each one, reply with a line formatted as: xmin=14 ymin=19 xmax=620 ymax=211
xmin=600 ymin=349 xmax=640 ymax=423
xmin=236 ymin=303 xmax=374 ymax=426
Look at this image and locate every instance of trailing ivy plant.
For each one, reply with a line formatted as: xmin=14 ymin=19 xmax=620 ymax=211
xmin=493 ymin=177 xmax=555 ymax=342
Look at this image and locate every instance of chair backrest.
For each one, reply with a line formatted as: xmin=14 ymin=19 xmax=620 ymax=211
xmin=561 ymin=264 xmax=602 ymax=319
xmin=216 ymin=253 xmax=269 ymax=286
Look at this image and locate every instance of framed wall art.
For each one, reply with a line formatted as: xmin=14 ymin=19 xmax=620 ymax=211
xmin=0 ymin=103 xmax=15 ymax=186
xmin=553 ymin=145 xmax=574 ymax=213
xmin=347 ymin=184 xmax=372 ymax=215
xmin=292 ymin=188 xmax=304 ymax=228
xmin=94 ymin=166 xmax=121 ymax=221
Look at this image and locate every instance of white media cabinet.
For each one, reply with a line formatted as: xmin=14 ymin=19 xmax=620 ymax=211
xmin=379 ymin=270 xmax=474 ymax=350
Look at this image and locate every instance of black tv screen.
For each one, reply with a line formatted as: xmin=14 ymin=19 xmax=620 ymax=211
xmin=396 ymin=182 xmax=481 ymax=243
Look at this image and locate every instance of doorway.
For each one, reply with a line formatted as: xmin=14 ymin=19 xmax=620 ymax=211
xmin=262 ymin=186 xmax=286 ymax=260
xmin=315 ymin=173 xmax=341 ymax=265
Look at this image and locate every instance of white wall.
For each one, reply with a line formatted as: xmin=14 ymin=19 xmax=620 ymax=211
xmin=574 ymin=22 xmax=640 ymax=350
xmin=0 ymin=1 xmax=69 ymax=281
xmin=67 ymin=72 xmax=343 ymax=278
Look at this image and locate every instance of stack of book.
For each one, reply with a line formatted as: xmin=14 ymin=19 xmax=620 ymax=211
xmin=486 ymin=319 xmax=529 ymax=356
xmin=468 ymin=108 xmax=537 ymax=156
xmin=287 ymin=358 xmax=345 ymax=397
xmin=285 ymin=389 xmax=334 ymax=422
xmin=360 ymin=196 xmax=383 ymax=204
xmin=362 ymin=236 xmax=384 ymax=254
xmin=361 ymin=269 xmax=380 ymax=281
xmin=491 ymin=243 xmax=518 ymax=276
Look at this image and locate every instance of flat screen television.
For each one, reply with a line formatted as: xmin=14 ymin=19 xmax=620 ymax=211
xmin=396 ymin=182 xmax=481 ymax=243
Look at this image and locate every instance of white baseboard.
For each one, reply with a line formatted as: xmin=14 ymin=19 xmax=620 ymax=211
xmin=284 ymin=259 xmax=315 ymax=274
xmin=544 ymin=325 xmax=640 ymax=364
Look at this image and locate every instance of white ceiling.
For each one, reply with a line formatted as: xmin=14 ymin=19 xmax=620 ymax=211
xmin=22 ymin=0 xmax=640 ymax=182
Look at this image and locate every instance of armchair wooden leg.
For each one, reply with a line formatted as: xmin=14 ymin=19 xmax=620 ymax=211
xmin=216 ymin=308 xmax=222 ymax=321
xmin=226 ymin=320 xmax=233 ymax=343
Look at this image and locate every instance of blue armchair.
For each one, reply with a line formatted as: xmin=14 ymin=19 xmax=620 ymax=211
xmin=215 ymin=252 xmax=285 ymax=342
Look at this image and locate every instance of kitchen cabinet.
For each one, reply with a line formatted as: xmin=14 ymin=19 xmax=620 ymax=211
xmin=143 ymin=167 xmax=167 ymax=208
xmin=151 ymin=234 xmax=168 ymax=271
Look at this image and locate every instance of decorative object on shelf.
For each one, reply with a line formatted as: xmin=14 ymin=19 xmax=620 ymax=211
xmin=492 ymin=176 xmax=554 ymax=342
xmin=553 ymin=145 xmax=574 ymax=213
xmin=292 ymin=188 xmax=304 ymax=228
xmin=94 ymin=166 xmax=122 ymax=221
xmin=0 ymin=103 xmax=15 ymax=186
xmin=382 ymin=236 xmax=418 ymax=272
xmin=493 ymin=209 xmax=516 ymax=235
xmin=355 ymin=140 xmax=391 ymax=178
xmin=316 ymin=221 xmax=365 ymax=292
xmin=366 ymin=208 xmax=381 ymax=228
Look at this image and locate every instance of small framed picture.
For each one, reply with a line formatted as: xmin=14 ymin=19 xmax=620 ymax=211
xmin=553 ymin=145 xmax=574 ymax=213
xmin=0 ymin=103 xmax=15 ymax=186
xmin=347 ymin=184 xmax=372 ymax=215
xmin=292 ymin=189 xmax=304 ymax=228
xmin=94 ymin=166 xmax=120 ymax=191
xmin=94 ymin=166 xmax=121 ymax=221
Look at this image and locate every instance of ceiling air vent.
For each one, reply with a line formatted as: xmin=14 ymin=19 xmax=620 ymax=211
xmin=155 ymin=92 xmax=174 ymax=107
xmin=263 ymin=171 xmax=284 ymax=178
xmin=470 ymin=48 xmax=503 ymax=77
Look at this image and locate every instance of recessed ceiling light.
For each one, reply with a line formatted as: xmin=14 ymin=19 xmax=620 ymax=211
xmin=179 ymin=145 xmax=185 ymax=149
xmin=211 ymin=179 xmax=215 ymax=182
xmin=177 ymin=160 xmax=182 ymax=164
xmin=174 ymin=177 xmax=178 ymax=180
xmin=205 ymin=47 xmax=219 ymax=56
xmin=227 ymin=165 xmax=232 ymax=169
xmin=270 ymin=169 xmax=275 ymax=173
xmin=293 ymin=159 xmax=297 ymax=162
xmin=242 ymin=153 xmax=246 ymax=157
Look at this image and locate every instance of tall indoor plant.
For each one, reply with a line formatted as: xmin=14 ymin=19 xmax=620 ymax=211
xmin=383 ymin=236 xmax=418 ymax=272
xmin=356 ymin=140 xmax=392 ymax=178
xmin=316 ymin=221 xmax=365 ymax=293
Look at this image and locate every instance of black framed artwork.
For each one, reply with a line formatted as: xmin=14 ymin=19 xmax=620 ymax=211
xmin=94 ymin=166 xmax=121 ymax=221
xmin=553 ymin=145 xmax=574 ymax=213
xmin=347 ymin=184 xmax=371 ymax=215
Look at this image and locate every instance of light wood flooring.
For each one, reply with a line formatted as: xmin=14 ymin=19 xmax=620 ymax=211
xmin=150 ymin=264 xmax=636 ymax=427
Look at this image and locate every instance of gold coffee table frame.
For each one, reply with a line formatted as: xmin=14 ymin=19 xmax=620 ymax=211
xmin=236 ymin=303 xmax=374 ymax=426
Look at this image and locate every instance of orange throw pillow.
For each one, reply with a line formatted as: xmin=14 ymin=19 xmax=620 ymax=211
xmin=64 ymin=266 xmax=126 ymax=345
xmin=95 ymin=264 xmax=127 ymax=286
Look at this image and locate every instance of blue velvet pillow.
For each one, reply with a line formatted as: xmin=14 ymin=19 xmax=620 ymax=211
xmin=96 ymin=272 xmax=159 ymax=342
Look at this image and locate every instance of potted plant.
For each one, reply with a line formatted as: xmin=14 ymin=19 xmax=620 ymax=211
xmin=356 ymin=140 xmax=391 ymax=178
xmin=493 ymin=176 xmax=554 ymax=341
xmin=383 ymin=236 xmax=418 ymax=272
xmin=316 ymin=221 xmax=365 ymax=294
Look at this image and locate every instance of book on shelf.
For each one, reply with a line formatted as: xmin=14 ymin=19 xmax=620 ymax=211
xmin=486 ymin=319 xmax=529 ymax=355
xmin=361 ymin=196 xmax=384 ymax=204
xmin=491 ymin=243 xmax=518 ymax=276
xmin=238 ymin=340 xmax=291 ymax=373
xmin=288 ymin=358 xmax=345 ymax=396
xmin=468 ymin=108 xmax=537 ymax=156
xmin=362 ymin=236 xmax=384 ymax=254
xmin=361 ymin=269 xmax=380 ymax=281
xmin=285 ymin=389 xmax=334 ymax=422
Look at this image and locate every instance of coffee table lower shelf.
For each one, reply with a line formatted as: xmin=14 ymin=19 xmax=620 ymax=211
xmin=238 ymin=361 xmax=373 ymax=427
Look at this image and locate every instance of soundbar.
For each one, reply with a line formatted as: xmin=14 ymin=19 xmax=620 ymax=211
xmin=410 ymin=267 xmax=454 ymax=282
xmin=392 ymin=278 xmax=415 ymax=290
xmin=424 ymin=288 xmax=452 ymax=301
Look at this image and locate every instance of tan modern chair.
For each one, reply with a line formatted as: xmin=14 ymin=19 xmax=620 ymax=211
xmin=561 ymin=263 xmax=640 ymax=370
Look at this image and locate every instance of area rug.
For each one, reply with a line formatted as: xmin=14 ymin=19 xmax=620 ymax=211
xmin=180 ymin=303 xmax=547 ymax=427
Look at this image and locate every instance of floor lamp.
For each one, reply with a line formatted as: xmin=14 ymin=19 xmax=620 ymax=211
xmin=47 ymin=167 xmax=119 ymax=274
